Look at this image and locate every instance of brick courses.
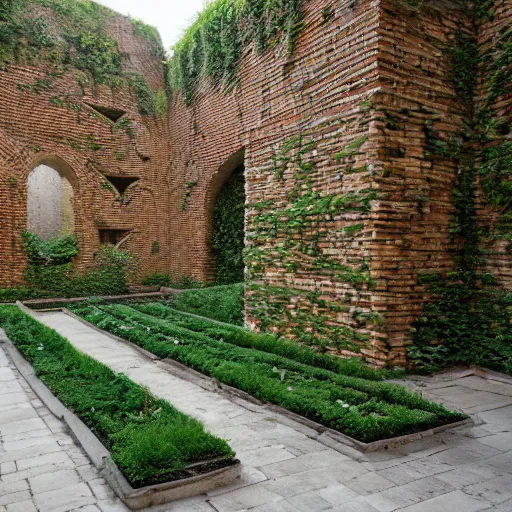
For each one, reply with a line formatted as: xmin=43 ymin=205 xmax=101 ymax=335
xmin=0 ymin=0 xmax=510 ymax=366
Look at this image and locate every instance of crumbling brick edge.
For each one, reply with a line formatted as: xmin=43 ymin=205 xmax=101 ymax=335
xmin=1 ymin=304 xmax=242 ymax=510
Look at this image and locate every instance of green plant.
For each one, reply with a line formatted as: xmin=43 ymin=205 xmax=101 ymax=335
xmin=23 ymin=232 xmax=79 ymax=265
xmin=1 ymin=0 xmax=164 ymax=116
xmin=168 ymin=0 xmax=305 ymax=105
xmin=212 ymin=165 xmax=245 ymax=284
xmin=128 ymin=301 xmax=400 ymax=380
xmin=171 ymin=283 xmax=244 ymax=325
xmin=142 ymin=273 xmax=171 ymax=287
xmin=72 ymin=303 xmax=466 ymax=443
xmin=0 ymin=306 xmax=234 ymax=487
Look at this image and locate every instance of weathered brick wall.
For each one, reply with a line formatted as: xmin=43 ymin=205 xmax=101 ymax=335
xmin=0 ymin=13 xmax=171 ymax=286
xmin=370 ymin=0 xmax=472 ymax=363
xmin=168 ymin=0 xmax=389 ymax=363
xmin=167 ymin=0 xmax=478 ymax=365
xmin=476 ymin=0 xmax=512 ymax=287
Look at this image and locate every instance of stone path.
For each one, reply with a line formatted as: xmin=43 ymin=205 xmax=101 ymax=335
xmin=3 ymin=309 xmax=512 ymax=511
xmin=0 ymin=344 xmax=128 ymax=512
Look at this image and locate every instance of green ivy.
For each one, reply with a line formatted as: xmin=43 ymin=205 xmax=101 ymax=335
xmin=168 ymin=0 xmax=305 ymax=105
xmin=212 ymin=166 xmax=245 ymax=284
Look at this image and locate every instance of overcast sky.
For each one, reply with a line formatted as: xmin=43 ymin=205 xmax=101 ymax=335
xmin=96 ymin=0 xmax=207 ymax=52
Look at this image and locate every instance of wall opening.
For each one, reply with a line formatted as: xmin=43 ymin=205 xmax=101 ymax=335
xmin=210 ymin=150 xmax=246 ymax=284
xmin=99 ymin=229 xmax=130 ymax=246
xmin=104 ymin=175 xmax=139 ymax=195
xmin=27 ymin=160 xmax=75 ymax=239
xmin=85 ymin=103 xmax=127 ymax=123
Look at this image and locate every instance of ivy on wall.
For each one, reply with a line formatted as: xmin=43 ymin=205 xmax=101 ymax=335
xmin=245 ymin=125 xmax=378 ymax=353
xmin=168 ymin=0 xmax=305 ymax=105
xmin=212 ymin=165 xmax=245 ymax=284
xmin=409 ymin=2 xmax=512 ymax=375
xmin=0 ymin=0 xmax=167 ymax=116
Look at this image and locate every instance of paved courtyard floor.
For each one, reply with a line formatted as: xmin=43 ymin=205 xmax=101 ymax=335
xmin=1 ymin=310 xmax=511 ymax=511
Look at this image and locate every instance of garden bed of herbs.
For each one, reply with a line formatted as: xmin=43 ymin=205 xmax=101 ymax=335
xmin=70 ymin=301 xmax=467 ymax=444
xmin=0 ymin=306 xmax=236 ymax=488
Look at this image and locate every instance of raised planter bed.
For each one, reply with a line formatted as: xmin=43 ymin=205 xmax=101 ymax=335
xmin=69 ymin=302 xmax=471 ymax=450
xmin=0 ymin=306 xmax=240 ymax=509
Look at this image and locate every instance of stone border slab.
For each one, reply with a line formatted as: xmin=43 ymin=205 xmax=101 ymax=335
xmin=58 ymin=306 xmax=474 ymax=454
xmin=3 ymin=307 xmax=242 ymax=510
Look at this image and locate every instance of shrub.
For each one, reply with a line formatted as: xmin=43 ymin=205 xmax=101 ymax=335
xmin=23 ymin=232 xmax=79 ymax=265
xmin=0 ymin=306 xmax=234 ymax=487
xmin=73 ymin=303 xmax=466 ymax=443
xmin=172 ymin=283 xmax=244 ymax=325
xmin=142 ymin=273 xmax=172 ymax=287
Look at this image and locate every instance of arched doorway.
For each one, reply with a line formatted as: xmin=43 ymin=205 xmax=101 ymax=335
xmin=26 ymin=158 xmax=76 ymax=239
xmin=209 ymin=149 xmax=246 ymax=284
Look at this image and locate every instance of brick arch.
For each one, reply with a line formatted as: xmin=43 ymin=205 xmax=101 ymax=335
xmin=204 ymin=148 xmax=246 ymax=280
xmin=26 ymin=155 xmax=78 ymax=240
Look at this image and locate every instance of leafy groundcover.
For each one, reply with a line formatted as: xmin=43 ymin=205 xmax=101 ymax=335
xmin=171 ymin=283 xmax=244 ymax=325
xmin=71 ymin=302 xmax=467 ymax=444
xmin=0 ymin=306 xmax=235 ymax=488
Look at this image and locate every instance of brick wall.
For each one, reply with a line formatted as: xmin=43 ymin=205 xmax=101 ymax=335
xmin=0 ymin=13 xmax=171 ymax=286
xmin=476 ymin=0 xmax=512 ymax=287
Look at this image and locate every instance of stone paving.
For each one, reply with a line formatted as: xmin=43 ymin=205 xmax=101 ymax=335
xmin=2 ymin=309 xmax=512 ymax=511
xmin=0 ymin=344 xmax=128 ymax=512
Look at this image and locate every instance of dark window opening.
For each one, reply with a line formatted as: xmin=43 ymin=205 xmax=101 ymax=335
xmin=86 ymin=103 xmax=127 ymax=123
xmin=99 ymin=229 xmax=130 ymax=246
xmin=104 ymin=176 xmax=139 ymax=195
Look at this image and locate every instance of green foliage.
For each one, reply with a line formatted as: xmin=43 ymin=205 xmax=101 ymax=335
xmin=212 ymin=165 xmax=245 ymax=284
xmin=142 ymin=273 xmax=171 ymax=287
xmin=0 ymin=287 xmax=43 ymax=302
xmin=172 ymin=283 xmax=244 ymax=325
xmin=168 ymin=0 xmax=305 ymax=105
xmin=23 ymin=232 xmax=79 ymax=265
xmin=0 ymin=306 xmax=234 ymax=487
xmin=409 ymin=274 xmax=512 ymax=375
xmin=410 ymin=9 xmax=512 ymax=375
xmin=72 ymin=302 xmax=465 ymax=443
xmin=23 ymin=241 xmax=137 ymax=298
xmin=1 ymin=0 xmax=165 ymax=116
xmin=126 ymin=301 xmax=398 ymax=380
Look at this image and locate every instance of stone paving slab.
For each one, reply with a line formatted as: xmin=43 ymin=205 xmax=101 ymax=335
xmin=0 ymin=345 xmax=129 ymax=512
xmin=2 ymin=310 xmax=511 ymax=512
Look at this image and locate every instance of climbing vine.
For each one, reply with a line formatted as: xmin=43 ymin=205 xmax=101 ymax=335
xmin=168 ymin=0 xmax=305 ymax=105
xmin=246 ymin=122 xmax=378 ymax=352
xmin=212 ymin=165 xmax=245 ymax=284
xmin=409 ymin=4 xmax=512 ymax=375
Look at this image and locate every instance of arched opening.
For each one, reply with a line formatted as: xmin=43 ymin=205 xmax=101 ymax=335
xmin=26 ymin=157 xmax=76 ymax=239
xmin=209 ymin=149 xmax=246 ymax=284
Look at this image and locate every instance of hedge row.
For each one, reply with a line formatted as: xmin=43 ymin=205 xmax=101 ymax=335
xmin=127 ymin=301 xmax=392 ymax=381
xmin=0 ymin=306 xmax=234 ymax=487
xmin=72 ymin=303 xmax=466 ymax=443
xmin=171 ymin=283 xmax=244 ymax=325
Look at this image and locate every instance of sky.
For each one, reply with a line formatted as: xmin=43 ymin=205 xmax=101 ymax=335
xmin=96 ymin=0 xmax=207 ymax=52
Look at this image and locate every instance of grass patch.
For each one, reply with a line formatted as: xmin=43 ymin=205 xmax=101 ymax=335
xmin=172 ymin=283 xmax=244 ymax=325
xmin=71 ymin=303 xmax=466 ymax=443
xmin=0 ymin=306 xmax=235 ymax=487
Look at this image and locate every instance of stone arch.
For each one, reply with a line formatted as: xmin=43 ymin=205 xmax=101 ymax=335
xmin=26 ymin=156 xmax=78 ymax=239
xmin=205 ymin=148 xmax=246 ymax=283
